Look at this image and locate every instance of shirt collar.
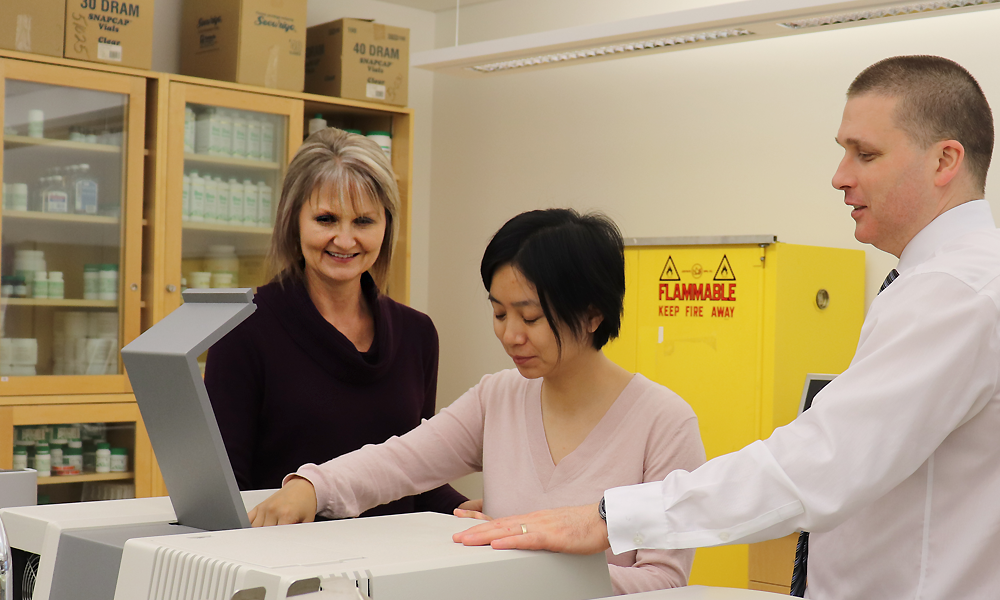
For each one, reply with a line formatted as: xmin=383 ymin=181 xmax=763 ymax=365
xmin=896 ymin=199 xmax=996 ymax=273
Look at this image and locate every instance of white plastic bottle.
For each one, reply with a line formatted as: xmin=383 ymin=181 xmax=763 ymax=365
xmin=204 ymin=176 xmax=218 ymax=223
xmin=215 ymin=177 xmax=230 ymax=223
xmin=257 ymin=181 xmax=272 ymax=227
xmin=242 ymin=180 xmax=258 ymax=227
xmin=189 ymin=171 xmax=206 ymax=222
xmin=217 ymin=110 xmax=233 ymax=157
xmin=261 ymin=119 xmax=275 ymax=162
xmin=184 ymin=106 xmax=197 ymax=153
xmin=247 ymin=117 xmax=262 ymax=161
xmin=182 ymin=172 xmax=192 ymax=221
xmin=231 ymin=111 xmax=248 ymax=159
xmin=35 ymin=442 xmax=51 ymax=477
xmin=95 ymin=442 xmax=111 ymax=473
xmin=228 ymin=178 xmax=244 ymax=224
xmin=308 ymin=114 xmax=327 ymax=135
xmin=47 ymin=271 xmax=64 ymax=299
xmin=195 ymin=109 xmax=214 ymax=154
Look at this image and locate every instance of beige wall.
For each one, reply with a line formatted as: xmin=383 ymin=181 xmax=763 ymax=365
xmin=426 ymin=5 xmax=1000 ymax=422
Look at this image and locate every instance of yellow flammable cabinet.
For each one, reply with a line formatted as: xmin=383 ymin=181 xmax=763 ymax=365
xmin=604 ymin=236 xmax=865 ymax=593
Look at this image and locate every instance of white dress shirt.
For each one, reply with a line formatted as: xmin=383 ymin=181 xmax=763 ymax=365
xmin=606 ymin=200 xmax=1000 ymax=599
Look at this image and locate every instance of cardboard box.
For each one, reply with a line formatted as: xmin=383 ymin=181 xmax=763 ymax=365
xmin=0 ymin=0 xmax=66 ymax=58
xmin=63 ymin=0 xmax=155 ymax=69
xmin=181 ymin=0 xmax=307 ymax=92
xmin=305 ymin=18 xmax=409 ymax=107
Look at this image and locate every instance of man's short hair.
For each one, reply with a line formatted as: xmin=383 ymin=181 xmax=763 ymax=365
xmin=848 ymin=55 xmax=994 ymax=194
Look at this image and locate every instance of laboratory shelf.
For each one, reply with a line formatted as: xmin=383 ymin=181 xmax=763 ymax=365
xmin=182 ymin=221 xmax=273 ymax=235
xmin=184 ymin=152 xmax=281 ymax=171
xmin=36 ymin=471 xmax=134 ymax=485
xmin=1 ymin=210 xmax=119 ymax=225
xmin=3 ymin=135 xmax=122 ymax=154
xmin=0 ymin=298 xmax=118 ymax=308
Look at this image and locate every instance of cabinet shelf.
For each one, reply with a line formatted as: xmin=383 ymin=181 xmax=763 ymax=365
xmin=3 ymin=135 xmax=122 ymax=154
xmin=2 ymin=210 xmax=119 ymax=225
xmin=183 ymin=221 xmax=273 ymax=235
xmin=1 ymin=298 xmax=117 ymax=308
xmin=36 ymin=471 xmax=134 ymax=485
xmin=184 ymin=152 xmax=281 ymax=171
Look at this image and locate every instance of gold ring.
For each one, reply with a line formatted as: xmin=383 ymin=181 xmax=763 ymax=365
xmin=520 ymin=523 xmax=528 ymax=535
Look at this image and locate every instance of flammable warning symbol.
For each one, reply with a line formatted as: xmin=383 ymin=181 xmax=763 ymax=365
xmin=713 ymin=255 xmax=736 ymax=281
xmin=660 ymin=256 xmax=680 ymax=281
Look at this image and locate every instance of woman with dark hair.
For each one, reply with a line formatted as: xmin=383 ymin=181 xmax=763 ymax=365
xmin=204 ymin=128 xmax=466 ymax=516
xmin=249 ymin=209 xmax=706 ymax=594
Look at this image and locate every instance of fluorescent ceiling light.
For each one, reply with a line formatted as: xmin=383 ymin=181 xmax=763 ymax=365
xmin=470 ymin=29 xmax=754 ymax=73
xmin=413 ymin=0 xmax=1000 ymax=77
xmin=779 ymin=0 xmax=1000 ymax=29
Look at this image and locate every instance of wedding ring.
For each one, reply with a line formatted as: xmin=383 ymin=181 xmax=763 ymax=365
xmin=520 ymin=524 xmax=528 ymax=535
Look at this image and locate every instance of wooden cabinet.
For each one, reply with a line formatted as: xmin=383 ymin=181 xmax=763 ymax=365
xmin=0 ymin=49 xmax=415 ymax=503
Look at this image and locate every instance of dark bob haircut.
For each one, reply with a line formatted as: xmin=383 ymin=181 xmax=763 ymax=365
xmin=480 ymin=209 xmax=625 ymax=351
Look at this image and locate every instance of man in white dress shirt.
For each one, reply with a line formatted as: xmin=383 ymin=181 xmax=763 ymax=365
xmin=454 ymin=56 xmax=1000 ymax=598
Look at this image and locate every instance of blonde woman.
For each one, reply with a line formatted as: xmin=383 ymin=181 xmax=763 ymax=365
xmin=205 ymin=128 xmax=467 ymax=516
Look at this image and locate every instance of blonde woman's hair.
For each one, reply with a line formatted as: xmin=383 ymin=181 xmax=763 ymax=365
xmin=268 ymin=128 xmax=399 ymax=289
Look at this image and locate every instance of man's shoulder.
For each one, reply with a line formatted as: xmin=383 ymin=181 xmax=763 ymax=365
xmin=918 ymin=228 xmax=1000 ymax=293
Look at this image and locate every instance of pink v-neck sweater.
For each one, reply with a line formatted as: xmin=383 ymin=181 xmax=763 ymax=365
xmin=294 ymin=369 xmax=706 ymax=594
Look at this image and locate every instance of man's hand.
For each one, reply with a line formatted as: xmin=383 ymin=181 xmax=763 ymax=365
xmin=248 ymin=476 xmax=318 ymax=527
xmin=451 ymin=503 xmax=610 ymax=554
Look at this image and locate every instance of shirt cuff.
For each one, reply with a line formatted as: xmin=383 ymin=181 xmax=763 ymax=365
xmin=605 ymin=481 xmax=670 ymax=554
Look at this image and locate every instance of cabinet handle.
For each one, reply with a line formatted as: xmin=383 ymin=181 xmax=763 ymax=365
xmin=130 ymin=283 xmax=139 ymax=291
xmin=166 ymin=284 xmax=177 ymax=293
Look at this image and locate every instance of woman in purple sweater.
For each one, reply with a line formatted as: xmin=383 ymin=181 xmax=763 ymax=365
xmin=204 ymin=128 xmax=466 ymax=516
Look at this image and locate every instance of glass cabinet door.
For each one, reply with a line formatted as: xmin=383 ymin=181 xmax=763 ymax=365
xmin=0 ymin=61 xmax=144 ymax=395
xmin=164 ymin=84 xmax=302 ymax=317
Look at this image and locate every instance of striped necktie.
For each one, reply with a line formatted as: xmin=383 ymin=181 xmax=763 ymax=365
xmin=879 ymin=269 xmax=899 ymax=295
xmin=790 ymin=267 xmax=902 ymax=596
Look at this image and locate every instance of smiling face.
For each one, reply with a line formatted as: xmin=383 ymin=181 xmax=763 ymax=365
xmin=831 ymin=94 xmax=942 ymax=257
xmin=489 ymin=264 xmax=595 ymax=380
xmin=298 ymin=186 xmax=386 ymax=290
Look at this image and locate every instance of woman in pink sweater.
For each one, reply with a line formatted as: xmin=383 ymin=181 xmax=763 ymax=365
xmin=249 ymin=209 xmax=706 ymax=594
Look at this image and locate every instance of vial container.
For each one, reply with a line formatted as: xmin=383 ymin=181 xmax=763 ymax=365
xmin=217 ymin=110 xmax=233 ymax=157
xmin=194 ymin=109 xmax=216 ymax=155
xmin=231 ymin=112 xmax=248 ymax=158
xmin=50 ymin=439 xmax=66 ymax=467
xmin=1 ymin=277 xmax=13 ymax=297
xmin=242 ymin=180 xmax=258 ymax=227
xmin=228 ymin=179 xmax=244 ymax=224
xmin=28 ymin=109 xmax=44 ymax=138
xmin=366 ymin=131 xmax=392 ymax=161
xmin=257 ymin=181 xmax=272 ymax=227
xmin=308 ymin=114 xmax=327 ymax=135
xmin=83 ymin=265 xmax=100 ymax=299
xmin=189 ymin=271 xmax=212 ymax=289
xmin=47 ymin=271 xmax=64 ymax=299
xmin=35 ymin=442 xmax=51 ymax=477
xmin=12 ymin=183 xmax=29 ymax=211
xmin=64 ymin=443 xmax=83 ymax=472
xmin=31 ymin=272 xmax=48 ymax=299
xmin=190 ymin=171 xmax=206 ymax=222
xmin=210 ymin=272 xmax=234 ymax=288
xmin=98 ymin=264 xmax=119 ymax=301
xmin=12 ymin=445 xmax=28 ymax=470
xmin=204 ymin=176 xmax=218 ymax=223
xmin=261 ymin=120 xmax=275 ymax=162
xmin=13 ymin=277 xmax=27 ymax=298
xmin=10 ymin=339 xmax=38 ymax=366
xmin=216 ymin=178 xmax=230 ymax=223
xmin=182 ymin=173 xmax=191 ymax=221
xmin=184 ymin=106 xmax=197 ymax=153
xmin=247 ymin=118 xmax=262 ymax=160
xmin=110 ymin=448 xmax=128 ymax=472
xmin=95 ymin=442 xmax=111 ymax=473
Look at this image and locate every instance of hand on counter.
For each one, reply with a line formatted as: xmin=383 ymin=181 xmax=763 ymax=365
xmin=455 ymin=498 xmax=491 ymax=521
xmin=452 ymin=502 xmax=610 ymax=555
xmin=248 ymin=476 xmax=318 ymax=527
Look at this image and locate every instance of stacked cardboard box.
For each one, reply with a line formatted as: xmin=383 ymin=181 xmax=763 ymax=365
xmin=180 ymin=0 xmax=308 ymax=92
xmin=305 ymin=18 xmax=410 ymax=107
